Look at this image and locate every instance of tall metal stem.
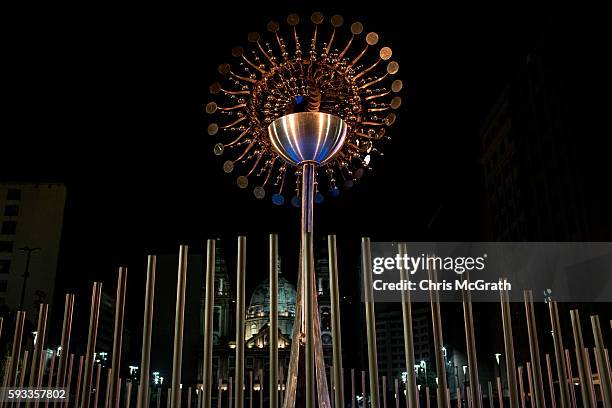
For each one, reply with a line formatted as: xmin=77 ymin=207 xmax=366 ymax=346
xmin=171 ymin=245 xmax=188 ymax=408
xmin=398 ymin=243 xmax=417 ymax=408
xmin=82 ymin=282 xmax=102 ymax=408
xmin=235 ymin=237 xmax=247 ymax=408
xmin=203 ymin=240 xmax=216 ymax=408
xmin=270 ymin=234 xmax=279 ymax=408
xmin=362 ymin=237 xmax=380 ymax=408
xmin=463 ymin=278 xmax=480 ymax=408
xmin=549 ymin=301 xmax=570 ymax=408
xmin=500 ymin=286 xmax=519 ymax=408
xmin=138 ymin=256 xmax=156 ymax=408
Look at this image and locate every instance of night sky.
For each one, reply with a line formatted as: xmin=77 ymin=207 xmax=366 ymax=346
xmin=2 ymin=2 xmax=609 ymax=354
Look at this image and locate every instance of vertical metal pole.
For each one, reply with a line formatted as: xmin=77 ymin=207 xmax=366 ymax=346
xmin=126 ymin=381 xmax=133 ymax=408
xmin=517 ymin=366 xmax=525 ymax=408
xmin=487 ymin=382 xmax=494 ymax=408
xmin=564 ymin=350 xmax=577 ymax=408
xmin=75 ymin=355 xmax=84 ymax=408
xmin=63 ymin=354 xmax=74 ymax=408
xmin=248 ymin=371 xmax=253 ymax=408
xmin=19 ymin=350 xmax=29 ymax=387
xmin=463 ymin=282 xmax=480 ymax=408
xmin=428 ymin=266 xmax=448 ymax=408
xmin=57 ymin=294 xmax=74 ymax=388
xmin=229 ymin=377 xmax=233 ymax=408
xmin=500 ymin=286 xmax=519 ymax=408
xmin=82 ymin=282 xmax=103 ymax=408
xmin=235 ymin=237 xmax=246 ymax=408
xmin=591 ymin=315 xmax=612 ymax=407
xmin=172 ymin=245 xmax=189 ymax=408
xmin=523 ymin=291 xmax=545 ymax=408
xmin=526 ymin=363 xmax=534 ymax=408
xmin=548 ymin=301 xmax=570 ymax=408
xmin=328 ymin=234 xmax=345 ymax=408
xmin=426 ymin=387 xmax=430 ymax=408
xmin=362 ymin=237 xmax=380 ymax=408
xmin=394 ymin=378 xmax=399 ymax=408
xmin=111 ymin=267 xmax=128 ymax=408
xmin=398 ymin=244 xmax=417 ymax=408
xmin=138 ymin=255 xmax=156 ymax=408
xmin=187 ymin=386 xmax=191 ymax=408
xmin=269 ymin=234 xmax=278 ymax=408
xmin=569 ymin=310 xmax=595 ymax=408
xmin=259 ymin=368 xmax=263 ymax=408
xmin=382 ymin=376 xmax=387 ymax=408
xmin=351 ymin=368 xmax=356 ymax=408
xmin=203 ymin=240 xmax=216 ymax=408
xmin=496 ymin=377 xmax=503 ymax=408
xmin=362 ymin=371 xmax=367 ymax=405
xmin=545 ymin=355 xmax=556 ymax=408
xmin=584 ymin=348 xmax=596 ymax=407
xmin=93 ymin=363 xmax=101 ymax=408
xmin=217 ymin=378 xmax=222 ymax=408
xmin=29 ymin=304 xmax=49 ymax=387
xmin=304 ymin=231 xmax=315 ymax=408
xmin=8 ymin=311 xmax=25 ymax=388
xmin=44 ymin=350 xmax=56 ymax=408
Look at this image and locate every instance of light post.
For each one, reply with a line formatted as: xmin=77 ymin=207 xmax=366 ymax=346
xmin=18 ymin=246 xmax=41 ymax=310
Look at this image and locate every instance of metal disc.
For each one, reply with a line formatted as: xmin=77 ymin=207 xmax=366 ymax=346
xmin=231 ymin=46 xmax=244 ymax=58
xmin=209 ymin=82 xmax=221 ymax=94
xmin=391 ymin=79 xmax=403 ymax=93
xmin=208 ymin=123 xmax=219 ymax=135
xmin=291 ymin=196 xmax=301 ymax=207
xmin=287 ymin=14 xmax=300 ymax=26
xmin=314 ymin=192 xmax=325 ymax=204
xmin=213 ymin=143 xmax=224 ymax=156
xmin=311 ymin=12 xmax=324 ymax=25
xmin=350 ymin=22 xmax=363 ymax=35
xmin=272 ymin=193 xmax=285 ymax=205
xmin=331 ymin=15 xmax=344 ymax=27
xmin=205 ymin=102 xmax=218 ymax=114
xmin=366 ymin=32 xmax=379 ymax=45
xmin=218 ymin=63 xmax=231 ymax=75
xmin=385 ymin=113 xmax=397 ymax=126
xmin=223 ymin=160 xmax=234 ymax=173
xmin=237 ymin=176 xmax=248 ymax=188
xmin=390 ymin=96 xmax=402 ymax=109
xmin=247 ymin=32 xmax=260 ymax=43
xmin=329 ymin=186 xmax=340 ymax=197
xmin=387 ymin=61 xmax=399 ymax=75
xmin=253 ymin=186 xmax=265 ymax=199
xmin=354 ymin=167 xmax=365 ymax=179
xmin=267 ymin=21 xmax=280 ymax=32
xmin=380 ymin=47 xmax=392 ymax=60
xmin=343 ymin=179 xmax=354 ymax=190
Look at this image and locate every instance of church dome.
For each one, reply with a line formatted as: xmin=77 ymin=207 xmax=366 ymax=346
xmin=247 ymin=275 xmax=296 ymax=318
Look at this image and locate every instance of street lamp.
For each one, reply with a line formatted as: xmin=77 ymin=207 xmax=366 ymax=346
xmin=18 ymin=246 xmax=41 ymax=310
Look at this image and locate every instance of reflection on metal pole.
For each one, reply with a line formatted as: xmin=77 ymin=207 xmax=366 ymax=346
xmin=549 ymin=301 xmax=570 ymax=408
xmin=362 ymin=237 xmax=380 ymax=408
xmin=570 ymin=310 xmax=595 ymax=408
xmin=427 ymin=266 xmax=448 ymax=408
xmin=270 ymin=234 xmax=279 ymax=408
xmin=171 ymin=245 xmax=189 ymax=408
xmin=111 ymin=267 xmax=128 ymax=408
xmin=203 ymin=240 xmax=216 ymax=408
xmin=82 ymin=282 xmax=102 ymax=408
xmin=545 ymin=354 xmax=556 ymax=408
xmin=29 ymin=304 xmax=48 ymax=388
xmin=398 ymin=244 xmax=417 ymax=408
xmin=57 ymin=294 xmax=74 ymax=389
xmin=235 ymin=236 xmax=246 ymax=408
xmin=304 ymin=231 xmax=315 ymax=408
xmin=523 ymin=291 xmax=545 ymax=408
xmin=138 ymin=255 xmax=156 ymax=408
xmin=8 ymin=311 xmax=25 ymax=387
xmin=591 ymin=315 xmax=612 ymax=407
xmin=500 ymin=286 xmax=519 ymax=408
xmin=463 ymin=278 xmax=480 ymax=408
xmin=328 ymin=234 xmax=345 ymax=408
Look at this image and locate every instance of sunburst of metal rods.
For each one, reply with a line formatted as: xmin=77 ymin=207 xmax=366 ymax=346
xmin=206 ymin=12 xmax=402 ymax=205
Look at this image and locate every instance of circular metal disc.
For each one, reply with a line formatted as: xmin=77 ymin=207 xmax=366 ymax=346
xmin=223 ymin=160 xmax=234 ymax=173
xmin=354 ymin=167 xmax=365 ymax=179
xmin=287 ymin=13 xmax=300 ymax=26
xmin=253 ymin=186 xmax=265 ymax=199
xmin=351 ymin=22 xmax=363 ymax=35
xmin=205 ymin=102 xmax=217 ymax=114
xmin=218 ymin=63 xmax=231 ymax=75
xmin=366 ymin=32 xmax=379 ymax=45
xmin=231 ymin=46 xmax=244 ymax=57
xmin=291 ymin=196 xmax=301 ymax=207
xmin=247 ymin=32 xmax=260 ymax=43
xmin=387 ymin=61 xmax=399 ymax=75
xmin=209 ymin=82 xmax=221 ymax=94
xmin=391 ymin=79 xmax=403 ymax=93
xmin=237 ymin=176 xmax=248 ymax=188
xmin=311 ymin=12 xmax=324 ymax=25
xmin=208 ymin=123 xmax=219 ymax=135
xmin=213 ymin=143 xmax=225 ymax=155
xmin=390 ymin=96 xmax=402 ymax=109
xmin=331 ymin=15 xmax=344 ymax=27
xmin=380 ymin=47 xmax=392 ymax=60
xmin=385 ymin=113 xmax=397 ymax=126
xmin=272 ymin=193 xmax=285 ymax=205
xmin=267 ymin=21 xmax=280 ymax=32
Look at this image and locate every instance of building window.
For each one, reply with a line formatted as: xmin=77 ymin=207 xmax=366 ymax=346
xmin=0 ymin=280 xmax=7 ymax=293
xmin=1 ymin=221 xmax=17 ymax=235
xmin=6 ymin=189 xmax=21 ymax=201
xmin=0 ymin=241 xmax=13 ymax=253
xmin=0 ymin=260 xmax=10 ymax=274
xmin=4 ymin=205 xmax=19 ymax=216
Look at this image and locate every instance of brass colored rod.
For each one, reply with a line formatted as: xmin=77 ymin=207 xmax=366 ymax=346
xmin=328 ymin=234 xmax=345 ymax=408
xmin=111 ymin=267 xmax=128 ymax=408
xmin=545 ymin=354 xmax=556 ymax=408
xmin=19 ymin=350 xmax=29 ymax=388
xmin=517 ymin=366 xmax=525 ymax=408
xmin=75 ymin=356 xmax=84 ymax=408
xmin=500 ymin=286 xmax=519 ymax=408
xmin=138 ymin=255 xmax=157 ymax=408
xmin=93 ymin=363 xmax=101 ymax=408
xmin=398 ymin=244 xmax=417 ymax=408
xmin=235 ymin=237 xmax=247 ymax=408
xmin=57 ymin=294 xmax=74 ymax=388
xmin=570 ymin=310 xmax=595 ymax=408
xmin=564 ymin=349 xmax=577 ymax=408
xmin=427 ymin=266 xmax=448 ymax=408
xmin=29 ymin=304 xmax=49 ymax=388
xmin=81 ymin=282 xmax=102 ymax=408
xmin=549 ymin=301 xmax=570 ymax=408
xmin=496 ymin=377 xmax=503 ymax=408
xmin=523 ymin=291 xmax=546 ymax=408
xmin=171 ymin=245 xmax=189 ymax=408
xmin=463 ymin=280 xmax=480 ymax=408
xmin=63 ymin=354 xmax=73 ymax=408
xmin=269 ymin=234 xmax=279 ymax=408
xmin=304 ymin=231 xmax=315 ymax=408
xmin=362 ymin=237 xmax=380 ymax=408
xmin=203 ymin=240 xmax=216 ymax=408
xmin=351 ymin=368 xmax=356 ymax=408
xmin=591 ymin=315 xmax=612 ymax=407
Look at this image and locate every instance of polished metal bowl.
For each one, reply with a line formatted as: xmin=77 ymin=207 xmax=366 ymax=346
xmin=268 ymin=112 xmax=348 ymax=166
